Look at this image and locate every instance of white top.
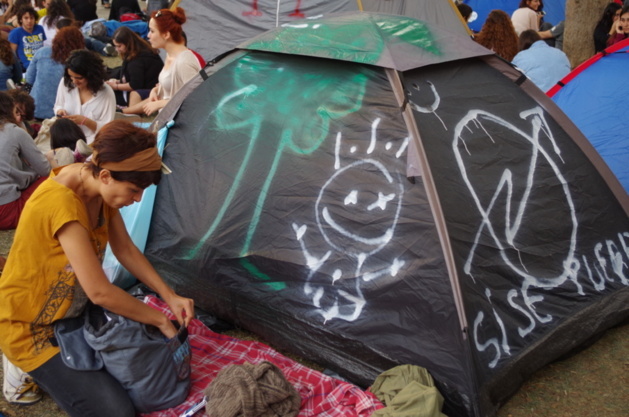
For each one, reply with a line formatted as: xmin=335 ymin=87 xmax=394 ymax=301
xmin=158 ymin=49 xmax=201 ymax=101
xmin=39 ymin=15 xmax=58 ymax=47
xmin=53 ymin=80 xmax=116 ymax=144
xmin=511 ymin=7 xmax=539 ymax=36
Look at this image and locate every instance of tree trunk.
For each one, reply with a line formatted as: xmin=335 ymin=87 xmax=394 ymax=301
xmin=564 ymin=0 xmax=610 ymax=68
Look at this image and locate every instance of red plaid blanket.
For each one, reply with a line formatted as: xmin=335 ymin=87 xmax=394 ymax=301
xmin=142 ymin=296 xmax=383 ymax=417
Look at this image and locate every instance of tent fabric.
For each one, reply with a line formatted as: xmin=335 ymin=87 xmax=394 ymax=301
xmin=462 ymin=0 xmax=565 ymax=33
xmin=174 ymin=0 xmax=468 ymax=65
xmin=548 ymin=39 xmax=629 ymax=194
xmin=238 ymin=12 xmax=490 ymax=71
xmin=144 ymin=12 xmax=629 ymax=417
xmin=141 ymin=296 xmax=384 ymax=417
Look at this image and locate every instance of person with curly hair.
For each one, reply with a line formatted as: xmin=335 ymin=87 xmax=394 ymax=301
xmin=0 ymin=91 xmax=50 ymax=231
xmin=0 ymin=37 xmax=21 ymax=90
xmin=122 ymin=7 xmax=201 ymax=115
xmin=8 ymin=5 xmax=46 ymax=71
xmin=7 ymin=88 xmax=36 ymax=136
xmin=39 ymin=0 xmax=74 ymax=47
xmin=53 ymin=49 xmax=116 ymax=143
xmin=475 ymin=10 xmax=520 ymax=62
xmin=511 ymin=0 xmax=543 ymax=35
xmin=26 ymin=25 xmax=84 ymax=119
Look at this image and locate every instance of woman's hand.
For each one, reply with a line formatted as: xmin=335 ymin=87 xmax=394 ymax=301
xmin=164 ymin=294 xmax=195 ymax=328
xmin=157 ymin=315 xmax=178 ymax=339
xmin=148 ymin=85 xmax=160 ymax=101
xmin=56 ymin=109 xmax=68 ymax=117
xmin=142 ymin=100 xmax=165 ymax=116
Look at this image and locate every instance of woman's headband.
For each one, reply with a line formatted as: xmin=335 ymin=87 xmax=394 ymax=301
xmin=92 ymin=147 xmax=170 ymax=173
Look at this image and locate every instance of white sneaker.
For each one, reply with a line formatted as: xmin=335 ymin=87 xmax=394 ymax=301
xmin=103 ymin=44 xmax=117 ymax=57
xmin=2 ymin=354 xmax=42 ymax=405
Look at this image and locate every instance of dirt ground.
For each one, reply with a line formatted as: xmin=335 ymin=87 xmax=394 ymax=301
xmin=0 ymin=227 xmax=627 ymax=417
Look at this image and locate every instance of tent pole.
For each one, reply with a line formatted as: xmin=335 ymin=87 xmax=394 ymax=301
xmin=356 ymin=0 xmax=363 ymax=12
xmin=385 ymin=68 xmax=469 ymax=336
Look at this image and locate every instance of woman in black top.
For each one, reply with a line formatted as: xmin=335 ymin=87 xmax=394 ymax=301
xmin=105 ymin=27 xmax=164 ymax=108
xmin=593 ymin=2 xmax=622 ymax=53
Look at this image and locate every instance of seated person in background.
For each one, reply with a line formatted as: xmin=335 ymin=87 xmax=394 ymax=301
xmin=53 ymin=49 xmax=116 ymax=144
xmin=457 ymin=3 xmax=474 ymax=31
xmin=511 ymin=0 xmax=542 ymax=35
xmin=26 ymin=25 xmax=85 ymax=120
xmin=0 ymin=37 xmax=21 ymax=90
xmin=106 ymin=26 xmax=163 ymax=109
xmin=474 ymin=10 xmax=520 ymax=61
xmin=109 ymin=0 xmax=142 ymax=21
xmin=38 ymin=0 xmax=73 ymax=47
xmin=7 ymin=88 xmax=37 ymax=137
xmin=122 ymin=8 xmax=200 ymax=116
xmin=0 ymin=91 xmax=50 ymax=230
xmin=66 ymin=0 xmax=97 ymax=26
xmin=8 ymin=5 xmax=46 ymax=72
xmin=0 ymin=0 xmax=31 ymax=35
xmin=594 ymin=2 xmax=622 ymax=53
xmin=45 ymin=117 xmax=92 ymax=168
xmin=512 ymin=29 xmax=571 ymax=92
xmin=607 ymin=5 xmax=629 ymax=47
xmin=538 ymin=20 xmax=564 ymax=50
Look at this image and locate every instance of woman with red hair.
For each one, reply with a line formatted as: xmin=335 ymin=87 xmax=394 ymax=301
xmin=122 ymin=7 xmax=201 ymax=116
xmin=475 ymin=10 xmax=520 ymax=62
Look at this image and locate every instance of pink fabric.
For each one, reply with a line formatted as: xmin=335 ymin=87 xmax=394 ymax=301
xmin=142 ymin=296 xmax=383 ymax=417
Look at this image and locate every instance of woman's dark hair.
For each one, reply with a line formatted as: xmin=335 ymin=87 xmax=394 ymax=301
xmin=622 ymin=4 xmax=629 ymax=17
xmin=88 ymin=120 xmax=162 ymax=188
xmin=0 ymin=38 xmax=15 ymax=66
xmin=50 ymin=118 xmax=86 ymax=150
xmin=150 ymin=7 xmax=186 ymax=44
xmin=457 ymin=4 xmax=473 ymax=22
xmin=7 ymin=89 xmax=34 ymax=120
xmin=599 ymin=2 xmax=622 ymax=29
xmin=52 ymin=26 xmax=84 ymax=63
xmin=44 ymin=0 xmax=74 ymax=29
xmin=16 ymin=5 xmax=37 ymax=25
xmin=112 ymin=26 xmax=156 ymax=61
xmin=518 ymin=29 xmax=542 ymax=51
xmin=63 ymin=50 xmax=106 ymax=95
xmin=0 ymin=91 xmax=16 ymax=128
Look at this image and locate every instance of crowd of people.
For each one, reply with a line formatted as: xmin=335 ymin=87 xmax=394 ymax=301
xmin=0 ymin=1 xmax=626 ymax=416
xmin=0 ymin=2 xmax=201 ymax=415
xmin=457 ymin=0 xmax=628 ymax=92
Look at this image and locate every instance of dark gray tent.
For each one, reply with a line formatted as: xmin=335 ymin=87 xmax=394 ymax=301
xmin=173 ymin=0 xmax=468 ymax=63
xmin=144 ymin=12 xmax=629 ymax=417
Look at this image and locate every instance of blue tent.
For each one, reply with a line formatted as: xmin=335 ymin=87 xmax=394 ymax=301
xmin=549 ymin=39 xmax=629 ymax=194
xmin=463 ymin=0 xmax=565 ymax=33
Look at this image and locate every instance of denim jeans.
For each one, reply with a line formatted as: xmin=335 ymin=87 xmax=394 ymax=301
xmin=29 ymin=354 xmax=136 ymax=417
xmin=84 ymin=36 xmax=108 ymax=56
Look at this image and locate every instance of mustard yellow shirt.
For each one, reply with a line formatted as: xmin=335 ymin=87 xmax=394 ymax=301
xmin=0 ymin=170 xmax=115 ymax=372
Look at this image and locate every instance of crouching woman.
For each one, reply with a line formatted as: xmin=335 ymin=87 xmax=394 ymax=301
xmin=0 ymin=120 xmax=194 ymax=417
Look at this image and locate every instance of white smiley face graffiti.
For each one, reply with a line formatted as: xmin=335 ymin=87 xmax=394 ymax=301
xmin=315 ymin=159 xmax=404 ymax=257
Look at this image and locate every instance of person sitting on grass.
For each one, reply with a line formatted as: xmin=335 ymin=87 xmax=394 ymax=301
xmin=45 ymin=117 xmax=93 ymax=168
xmin=122 ymin=7 xmax=200 ymax=116
xmin=0 ymin=91 xmax=50 ymax=231
xmin=53 ymin=49 xmax=116 ymax=144
xmin=8 ymin=5 xmax=46 ymax=72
